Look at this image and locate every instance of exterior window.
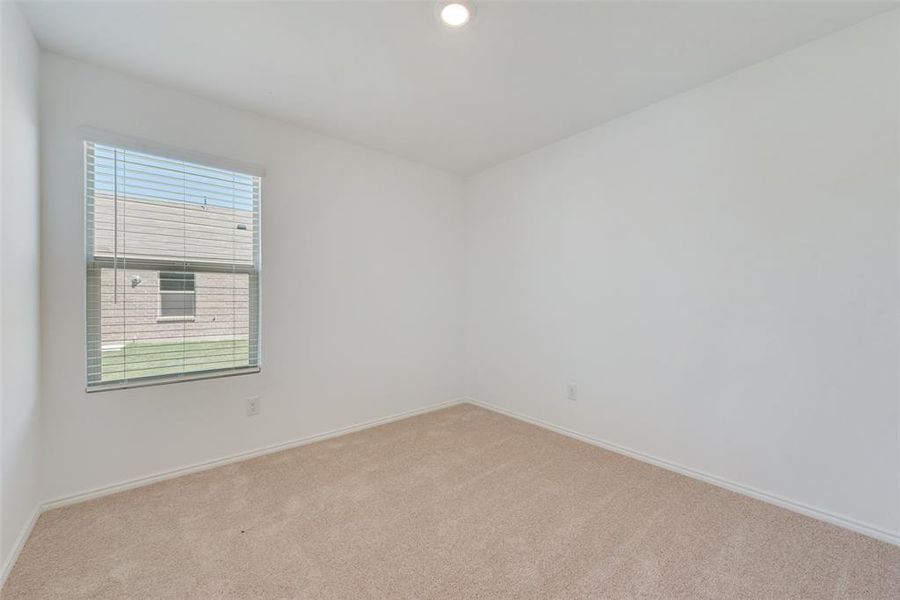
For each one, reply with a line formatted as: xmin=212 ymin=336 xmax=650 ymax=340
xmin=158 ymin=272 xmax=196 ymax=320
xmin=85 ymin=142 xmax=261 ymax=389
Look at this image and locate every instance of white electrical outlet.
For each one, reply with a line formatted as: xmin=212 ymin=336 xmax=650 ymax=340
xmin=246 ymin=397 xmax=261 ymax=416
xmin=567 ymin=383 xmax=578 ymax=401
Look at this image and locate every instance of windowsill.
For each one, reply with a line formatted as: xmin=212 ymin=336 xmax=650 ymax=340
xmin=156 ymin=316 xmax=196 ymax=323
xmin=86 ymin=366 xmax=260 ymax=392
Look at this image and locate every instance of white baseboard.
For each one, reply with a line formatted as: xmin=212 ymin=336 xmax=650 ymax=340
xmin=466 ymin=397 xmax=900 ymax=547
xmin=1 ymin=506 xmax=40 ymax=589
xmin=42 ymin=398 xmax=466 ymax=512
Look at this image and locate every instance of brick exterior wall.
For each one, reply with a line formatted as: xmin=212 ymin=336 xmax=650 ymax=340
xmin=99 ymin=268 xmax=250 ymax=347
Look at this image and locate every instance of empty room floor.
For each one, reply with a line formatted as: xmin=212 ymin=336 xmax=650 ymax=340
xmin=4 ymin=403 xmax=899 ymax=599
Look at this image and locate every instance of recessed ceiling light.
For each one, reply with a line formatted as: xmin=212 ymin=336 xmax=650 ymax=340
xmin=438 ymin=1 xmax=474 ymax=28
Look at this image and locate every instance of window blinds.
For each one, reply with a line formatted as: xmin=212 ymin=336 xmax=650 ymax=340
xmin=85 ymin=142 xmax=261 ymax=389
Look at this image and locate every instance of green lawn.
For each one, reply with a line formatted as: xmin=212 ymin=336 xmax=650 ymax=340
xmin=102 ymin=339 xmax=250 ymax=381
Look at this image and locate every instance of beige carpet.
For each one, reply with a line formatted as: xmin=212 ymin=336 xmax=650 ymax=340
xmin=3 ymin=403 xmax=899 ymax=599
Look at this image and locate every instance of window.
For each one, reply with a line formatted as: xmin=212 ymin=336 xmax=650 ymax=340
xmin=158 ymin=272 xmax=196 ymax=320
xmin=85 ymin=142 xmax=261 ymax=389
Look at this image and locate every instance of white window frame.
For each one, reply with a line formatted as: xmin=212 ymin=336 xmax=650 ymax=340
xmin=83 ymin=130 xmax=264 ymax=391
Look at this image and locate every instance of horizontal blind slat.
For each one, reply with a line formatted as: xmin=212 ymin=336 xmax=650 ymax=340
xmin=87 ymin=161 xmax=256 ymax=192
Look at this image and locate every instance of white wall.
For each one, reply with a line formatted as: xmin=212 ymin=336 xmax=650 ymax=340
xmin=465 ymin=11 xmax=900 ymax=538
xmin=1 ymin=0 xmax=42 ymax=575
xmin=40 ymin=53 xmax=465 ymax=502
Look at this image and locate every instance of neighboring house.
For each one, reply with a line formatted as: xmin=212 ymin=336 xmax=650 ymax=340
xmin=99 ymin=269 xmax=249 ymax=347
xmin=92 ymin=191 xmax=254 ymax=349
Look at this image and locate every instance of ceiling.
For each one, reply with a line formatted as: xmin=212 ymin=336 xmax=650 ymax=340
xmin=20 ymin=1 xmax=893 ymax=174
